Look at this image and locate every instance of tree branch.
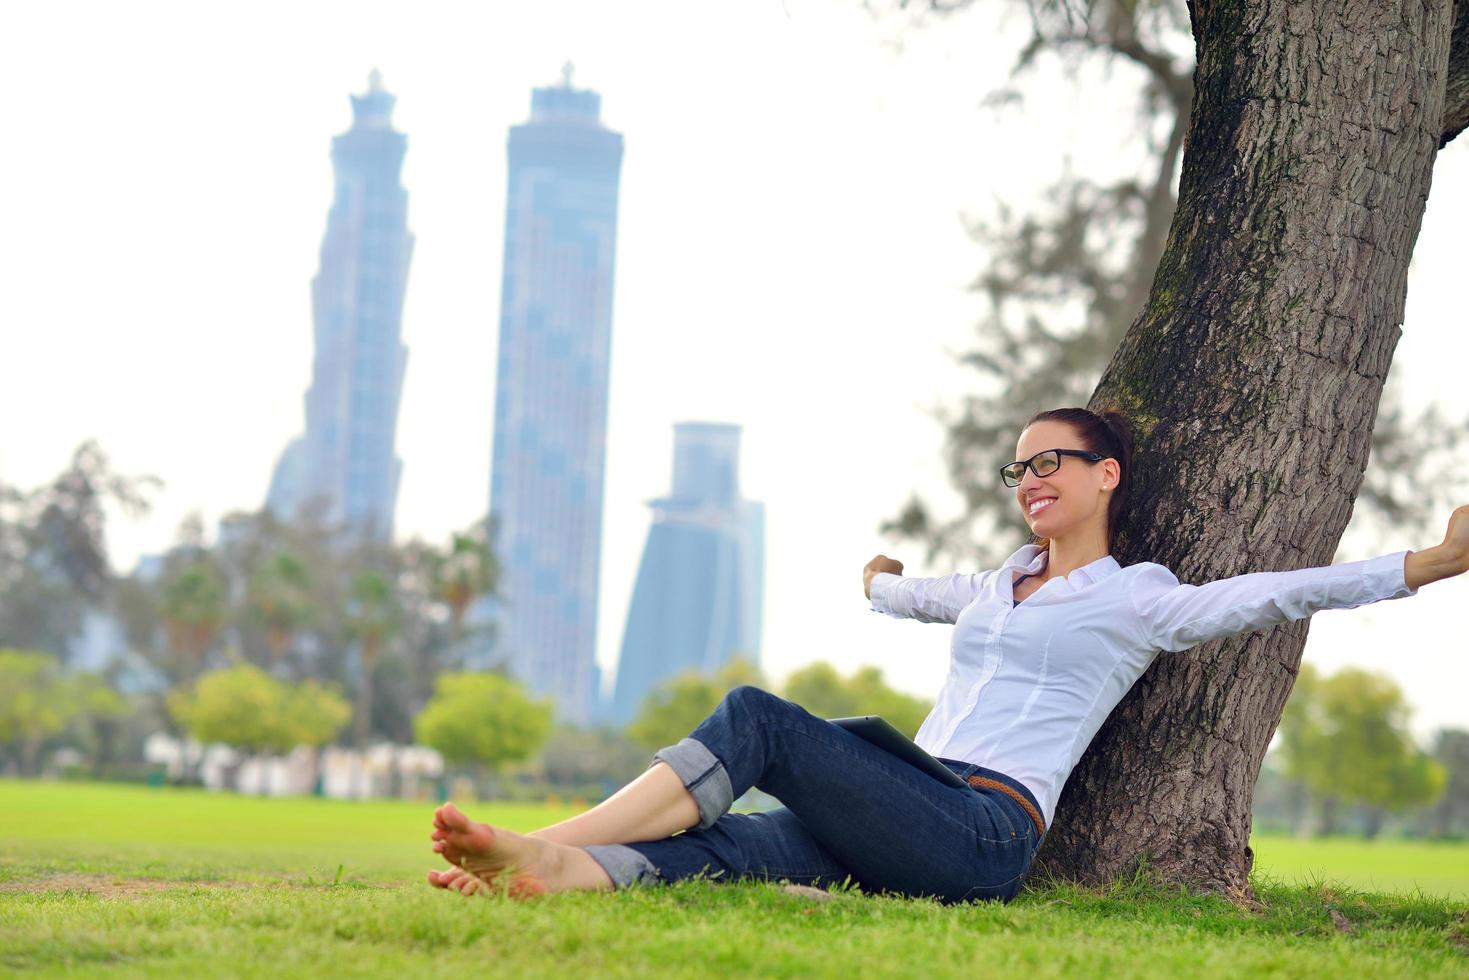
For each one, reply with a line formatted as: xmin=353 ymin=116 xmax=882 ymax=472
xmin=1444 ymin=0 xmax=1469 ymax=145
xmin=1047 ymin=28 xmax=1193 ymax=111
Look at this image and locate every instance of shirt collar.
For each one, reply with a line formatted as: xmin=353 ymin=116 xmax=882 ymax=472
xmin=1003 ymin=544 xmax=1120 ymax=589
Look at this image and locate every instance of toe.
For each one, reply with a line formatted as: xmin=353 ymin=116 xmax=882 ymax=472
xmin=439 ymin=802 xmax=470 ymax=831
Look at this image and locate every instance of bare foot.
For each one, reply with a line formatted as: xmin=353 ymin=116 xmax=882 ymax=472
xmin=429 ymin=802 xmax=612 ymax=898
xmin=426 ymin=867 xmax=492 ymax=896
xmin=430 ymin=803 xmax=469 ymax=867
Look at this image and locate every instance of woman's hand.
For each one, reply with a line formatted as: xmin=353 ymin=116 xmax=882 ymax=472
xmin=1404 ymin=505 xmax=1469 ymax=590
xmin=863 ymin=554 xmax=904 ymax=599
xmin=1445 ymin=505 xmax=1469 ymax=560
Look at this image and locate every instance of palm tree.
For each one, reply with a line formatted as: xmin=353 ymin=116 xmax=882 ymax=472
xmin=345 ymin=570 xmax=399 ymax=749
xmin=159 ymin=559 xmax=228 ymax=684
xmin=158 ymin=557 xmax=228 ymax=784
xmin=434 ymin=520 xmax=498 ymax=652
xmin=246 ymin=552 xmax=312 ymax=670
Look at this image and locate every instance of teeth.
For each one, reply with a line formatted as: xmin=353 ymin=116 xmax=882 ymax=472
xmin=1028 ymin=497 xmax=1056 ymax=515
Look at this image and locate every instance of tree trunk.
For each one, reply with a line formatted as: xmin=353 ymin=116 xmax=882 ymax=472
xmin=1285 ymin=778 xmax=1310 ymax=837
xmin=1317 ymin=795 xmax=1342 ymax=837
xmin=1035 ymin=0 xmax=1460 ymax=897
xmin=20 ymin=733 xmax=43 ymax=777
xmin=224 ymin=755 xmax=244 ymax=794
xmin=1433 ymin=799 xmax=1454 ymax=838
xmin=355 ymin=640 xmax=378 ymax=750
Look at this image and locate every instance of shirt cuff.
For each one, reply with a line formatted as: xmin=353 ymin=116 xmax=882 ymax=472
xmin=1369 ymin=550 xmax=1418 ymax=599
xmin=868 ymin=572 xmax=902 ymax=615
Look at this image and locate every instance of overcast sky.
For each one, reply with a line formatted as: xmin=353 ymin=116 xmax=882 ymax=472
xmin=1 ymin=0 xmax=1465 ymax=738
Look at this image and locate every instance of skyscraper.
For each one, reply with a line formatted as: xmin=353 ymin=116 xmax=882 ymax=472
xmin=610 ymin=423 xmax=765 ymax=725
xmin=487 ymin=70 xmax=624 ymax=724
xmin=267 ymin=71 xmax=413 ymax=539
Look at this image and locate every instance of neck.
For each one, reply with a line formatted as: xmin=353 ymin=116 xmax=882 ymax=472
xmin=1042 ymin=526 xmax=1110 ymax=579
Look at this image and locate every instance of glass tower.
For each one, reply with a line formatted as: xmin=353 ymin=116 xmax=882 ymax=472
xmin=487 ymin=71 xmax=624 ymax=724
xmin=267 ymin=70 xmax=413 ymax=539
xmin=609 ymin=423 xmax=765 ymax=725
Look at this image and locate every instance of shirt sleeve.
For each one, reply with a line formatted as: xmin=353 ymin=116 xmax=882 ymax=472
xmin=869 ymin=571 xmax=988 ymax=624
xmin=1130 ymin=551 xmax=1418 ymax=653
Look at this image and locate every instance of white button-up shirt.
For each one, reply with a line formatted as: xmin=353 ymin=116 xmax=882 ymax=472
xmin=868 ymin=545 xmax=1418 ymax=828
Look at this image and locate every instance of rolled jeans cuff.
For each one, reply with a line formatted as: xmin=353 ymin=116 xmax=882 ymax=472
xmin=652 ymin=736 xmax=732 ymax=830
xmin=583 ymin=844 xmax=658 ymax=890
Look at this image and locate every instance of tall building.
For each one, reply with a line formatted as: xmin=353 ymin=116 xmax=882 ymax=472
xmin=267 ymin=70 xmax=414 ymax=539
xmin=487 ymin=70 xmax=624 ymax=724
xmin=610 ymin=423 xmax=765 ymax=725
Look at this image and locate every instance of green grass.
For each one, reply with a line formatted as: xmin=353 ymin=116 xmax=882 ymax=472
xmin=3 ymin=780 xmax=1468 ymax=977
xmin=1253 ymin=835 xmax=1469 ymax=900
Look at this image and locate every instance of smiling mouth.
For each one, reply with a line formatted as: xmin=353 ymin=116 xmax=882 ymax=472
xmin=1027 ymin=497 xmax=1057 ymax=517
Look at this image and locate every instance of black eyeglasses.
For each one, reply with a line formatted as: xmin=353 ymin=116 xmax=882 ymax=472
xmin=1000 ymin=448 xmax=1106 ymax=487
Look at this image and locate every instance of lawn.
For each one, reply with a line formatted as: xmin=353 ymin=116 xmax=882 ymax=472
xmin=2 ymin=780 xmax=1467 ymax=977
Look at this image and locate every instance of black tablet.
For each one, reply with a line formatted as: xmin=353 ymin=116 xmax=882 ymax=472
xmin=829 ymin=715 xmax=969 ymax=789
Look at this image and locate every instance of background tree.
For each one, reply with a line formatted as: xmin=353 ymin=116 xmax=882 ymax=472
xmin=276 ymin=678 xmax=353 ymax=752
xmin=0 ymin=649 xmax=125 ymax=776
xmin=1273 ymin=662 xmax=1323 ymax=834
xmin=275 ymin=676 xmax=353 ymax=793
xmin=0 ymin=442 xmax=158 ymax=656
xmin=1277 ymin=666 xmax=1445 ymax=837
xmin=783 ymin=662 xmax=930 ymax=738
xmin=158 ymin=556 xmax=228 ymax=685
xmin=884 ymin=0 xmax=1467 ymax=568
xmin=1428 ymin=729 xmax=1469 ymax=838
xmin=58 ymin=671 xmax=130 ymax=777
xmin=345 ymin=569 xmax=401 ymax=748
xmin=414 ymin=671 xmax=553 ymax=797
xmin=168 ymin=662 xmax=350 ymax=791
xmin=433 ymin=520 xmax=497 ymax=651
xmin=168 ymin=663 xmax=290 ymax=760
xmin=533 ymin=726 xmax=649 ymax=800
xmin=874 ymin=0 xmax=1469 ymax=894
xmin=214 ymin=505 xmax=351 ymax=679
xmin=245 ymin=551 xmax=313 ymax=670
xmin=1314 ymin=670 xmax=1445 ymax=838
xmin=0 ymin=648 xmax=68 ymax=773
xmin=625 ymin=658 xmax=765 ymax=751
xmin=101 ymin=499 xmax=486 ymax=750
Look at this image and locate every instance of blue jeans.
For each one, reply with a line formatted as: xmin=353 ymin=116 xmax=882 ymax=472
xmin=584 ymin=686 xmax=1043 ymax=904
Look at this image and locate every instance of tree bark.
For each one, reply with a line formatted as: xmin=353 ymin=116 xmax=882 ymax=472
xmin=1034 ymin=0 xmax=1455 ymax=896
xmin=1443 ymin=0 xmax=1469 ymax=142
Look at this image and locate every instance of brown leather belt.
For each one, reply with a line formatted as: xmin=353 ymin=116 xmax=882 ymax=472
xmin=966 ymin=774 xmax=1046 ymax=838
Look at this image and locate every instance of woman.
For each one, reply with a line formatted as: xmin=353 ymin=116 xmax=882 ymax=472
xmin=427 ymin=407 xmax=1469 ymax=902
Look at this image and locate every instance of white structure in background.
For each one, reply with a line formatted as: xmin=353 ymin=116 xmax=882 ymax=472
xmin=320 ymin=744 xmax=445 ymax=800
xmin=144 ymin=733 xmax=443 ymax=799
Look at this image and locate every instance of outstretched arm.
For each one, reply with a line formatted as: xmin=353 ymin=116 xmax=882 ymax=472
xmin=1132 ymin=505 xmax=1468 ymax=654
xmin=863 ymin=553 xmax=987 ymax=625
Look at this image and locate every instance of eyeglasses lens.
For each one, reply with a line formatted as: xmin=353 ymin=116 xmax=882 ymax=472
xmin=1004 ymin=451 xmax=1063 ymax=487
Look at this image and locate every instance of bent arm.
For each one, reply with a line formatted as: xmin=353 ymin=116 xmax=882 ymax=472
xmin=1405 ymin=505 xmax=1469 ymax=588
xmin=1405 ymin=546 xmax=1464 ymax=590
xmin=869 ymin=571 xmax=987 ymax=624
xmin=1132 ymin=552 xmax=1417 ymax=654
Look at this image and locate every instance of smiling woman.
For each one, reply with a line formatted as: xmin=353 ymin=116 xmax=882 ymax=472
xmin=1006 ymin=407 xmax=1134 ymax=571
xmin=420 ymin=405 xmax=1467 ymax=906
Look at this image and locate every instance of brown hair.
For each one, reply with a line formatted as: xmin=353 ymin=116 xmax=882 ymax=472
xmin=1022 ymin=406 xmax=1134 ymax=552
